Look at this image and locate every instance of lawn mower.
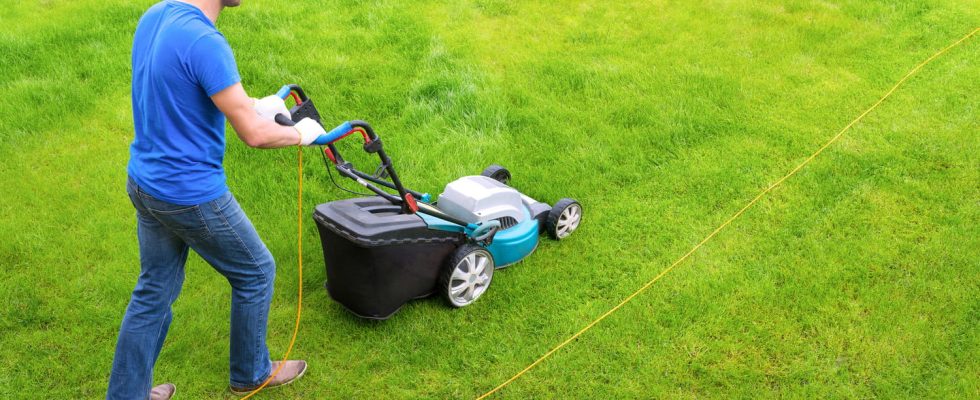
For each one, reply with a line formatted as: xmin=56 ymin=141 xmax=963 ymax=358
xmin=274 ymin=84 xmax=583 ymax=319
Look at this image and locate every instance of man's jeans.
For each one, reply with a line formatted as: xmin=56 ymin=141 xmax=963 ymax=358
xmin=107 ymin=177 xmax=275 ymax=399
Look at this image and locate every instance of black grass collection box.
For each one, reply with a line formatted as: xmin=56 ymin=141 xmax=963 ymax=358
xmin=313 ymin=197 xmax=463 ymax=319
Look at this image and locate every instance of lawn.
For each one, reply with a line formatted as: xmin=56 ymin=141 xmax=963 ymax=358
xmin=1 ymin=0 xmax=978 ymax=398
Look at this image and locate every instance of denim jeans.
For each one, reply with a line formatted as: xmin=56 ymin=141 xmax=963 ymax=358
xmin=107 ymin=177 xmax=275 ymax=399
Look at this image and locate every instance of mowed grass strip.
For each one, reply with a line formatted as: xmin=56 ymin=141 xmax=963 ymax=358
xmin=0 ymin=0 xmax=977 ymax=398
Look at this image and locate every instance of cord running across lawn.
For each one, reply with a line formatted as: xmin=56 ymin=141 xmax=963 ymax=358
xmin=241 ymin=147 xmax=304 ymax=399
xmin=475 ymin=27 xmax=979 ymax=400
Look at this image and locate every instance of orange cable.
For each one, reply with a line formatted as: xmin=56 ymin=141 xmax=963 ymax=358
xmin=475 ymin=26 xmax=979 ymax=400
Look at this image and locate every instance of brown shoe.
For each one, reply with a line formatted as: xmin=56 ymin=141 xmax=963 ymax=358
xmin=229 ymin=360 xmax=308 ymax=395
xmin=150 ymin=383 xmax=176 ymax=400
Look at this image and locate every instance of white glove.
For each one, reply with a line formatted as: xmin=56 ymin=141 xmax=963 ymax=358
xmin=253 ymin=95 xmax=290 ymax=121
xmin=295 ymin=118 xmax=328 ymax=146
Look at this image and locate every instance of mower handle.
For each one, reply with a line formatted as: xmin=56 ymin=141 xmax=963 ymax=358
xmin=276 ymin=84 xmax=308 ymax=103
xmin=336 ymin=120 xmax=417 ymax=213
xmin=272 ymin=84 xmax=420 ymax=214
xmin=274 ymin=113 xmax=295 ymax=126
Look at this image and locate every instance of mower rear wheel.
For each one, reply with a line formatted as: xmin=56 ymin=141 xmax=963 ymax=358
xmin=481 ymin=164 xmax=511 ymax=185
xmin=546 ymin=198 xmax=582 ymax=240
xmin=439 ymin=244 xmax=495 ymax=308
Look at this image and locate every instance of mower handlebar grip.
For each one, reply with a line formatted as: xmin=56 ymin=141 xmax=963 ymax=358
xmin=274 ymin=113 xmax=296 ymax=127
xmin=350 ymin=120 xmax=379 ymax=141
xmin=322 ymin=121 xmax=355 ymax=144
xmin=276 ymin=84 xmax=308 ymax=102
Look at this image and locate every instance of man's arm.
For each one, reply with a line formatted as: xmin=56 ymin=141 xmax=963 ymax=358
xmin=211 ymin=82 xmax=301 ymax=148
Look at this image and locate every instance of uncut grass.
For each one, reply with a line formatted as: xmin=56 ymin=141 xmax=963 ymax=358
xmin=1 ymin=0 xmax=978 ymax=398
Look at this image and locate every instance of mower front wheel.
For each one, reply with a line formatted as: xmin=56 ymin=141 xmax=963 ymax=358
xmin=439 ymin=244 xmax=495 ymax=308
xmin=546 ymin=198 xmax=582 ymax=240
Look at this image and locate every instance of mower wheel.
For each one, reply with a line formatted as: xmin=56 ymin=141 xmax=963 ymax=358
xmin=439 ymin=244 xmax=495 ymax=308
xmin=481 ymin=164 xmax=511 ymax=185
xmin=546 ymin=198 xmax=582 ymax=240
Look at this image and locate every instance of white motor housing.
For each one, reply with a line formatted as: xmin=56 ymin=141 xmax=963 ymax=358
xmin=437 ymin=176 xmax=526 ymax=224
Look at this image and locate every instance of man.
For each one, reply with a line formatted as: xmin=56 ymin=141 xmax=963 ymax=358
xmin=108 ymin=1 xmax=332 ymax=398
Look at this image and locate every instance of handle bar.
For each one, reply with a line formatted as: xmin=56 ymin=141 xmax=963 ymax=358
xmin=274 ymin=113 xmax=294 ymax=126
xmin=273 ymin=84 xmax=419 ymax=214
xmin=276 ymin=84 xmax=308 ymax=103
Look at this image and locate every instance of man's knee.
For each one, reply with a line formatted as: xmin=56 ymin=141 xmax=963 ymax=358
xmin=228 ymin=256 xmax=275 ymax=299
xmin=121 ymin=294 xmax=172 ymax=330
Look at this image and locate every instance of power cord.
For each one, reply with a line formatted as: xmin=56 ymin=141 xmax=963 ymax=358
xmin=320 ymin=146 xmax=373 ymax=197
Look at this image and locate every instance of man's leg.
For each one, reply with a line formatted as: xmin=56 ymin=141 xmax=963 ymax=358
xmin=108 ymin=180 xmax=189 ymax=399
xmin=189 ymin=191 xmax=276 ymax=388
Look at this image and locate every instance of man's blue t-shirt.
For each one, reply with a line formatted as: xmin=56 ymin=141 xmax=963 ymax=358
xmin=128 ymin=0 xmax=241 ymax=205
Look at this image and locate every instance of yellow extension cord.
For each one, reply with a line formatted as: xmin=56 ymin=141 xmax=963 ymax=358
xmin=239 ymin=27 xmax=977 ymax=399
xmin=475 ymin=27 xmax=979 ymax=400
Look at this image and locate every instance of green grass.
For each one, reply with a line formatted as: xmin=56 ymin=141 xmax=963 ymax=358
xmin=1 ymin=0 xmax=978 ymax=398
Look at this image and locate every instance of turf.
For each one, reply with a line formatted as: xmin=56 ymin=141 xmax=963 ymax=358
xmin=1 ymin=0 xmax=978 ymax=398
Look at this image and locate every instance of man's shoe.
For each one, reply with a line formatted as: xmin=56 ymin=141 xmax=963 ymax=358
xmin=229 ymin=360 xmax=308 ymax=396
xmin=150 ymin=383 xmax=176 ymax=400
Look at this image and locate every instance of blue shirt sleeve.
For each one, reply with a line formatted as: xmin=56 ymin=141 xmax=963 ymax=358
xmin=185 ymin=32 xmax=241 ymax=97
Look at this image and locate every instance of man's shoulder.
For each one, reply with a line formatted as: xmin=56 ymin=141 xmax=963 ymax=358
xmin=144 ymin=0 xmax=168 ymax=15
xmin=144 ymin=1 xmax=221 ymax=43
xmin=172 ymin=12 xmax=220 ymax=40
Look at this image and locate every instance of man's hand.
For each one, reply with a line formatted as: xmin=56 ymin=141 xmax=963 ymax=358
xmin=295 ymin=118 xmax=329 ymax=146
xmin=253 ymin=95 xmax=290 ymax=121
xmin=211 ymin=83 xmax=304 ymax=148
